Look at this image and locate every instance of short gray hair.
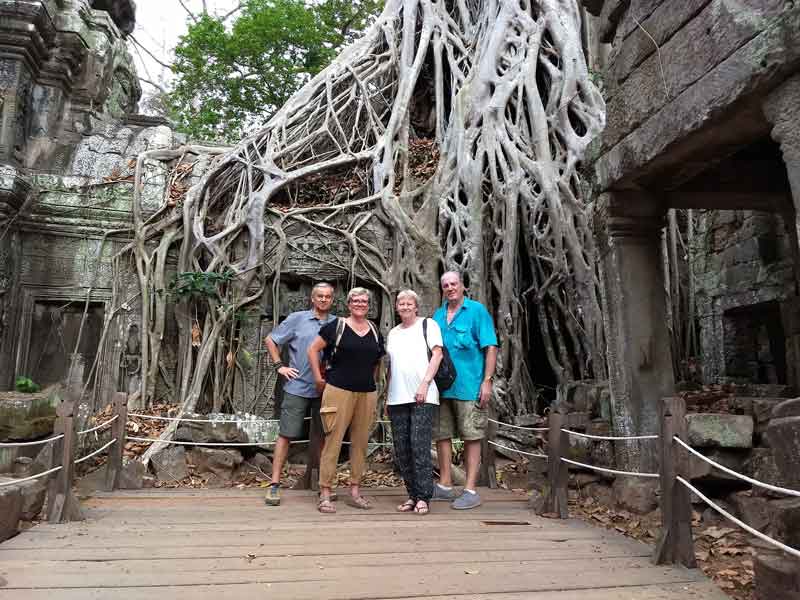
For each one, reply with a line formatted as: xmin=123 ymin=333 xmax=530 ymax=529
xmin=311 ymin=282 xmax=334 ymax=295
xmin=346 ymin=287 xmax=371 ymax=302
xmin=396 ymin=289 xmax=420 ymax=307
xmin=440 ymin=270 xmax=462 ymax=285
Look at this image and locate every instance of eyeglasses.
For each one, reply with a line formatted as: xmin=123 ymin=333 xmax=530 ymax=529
xmin=349 ymin=299 xmax=369 ymax=305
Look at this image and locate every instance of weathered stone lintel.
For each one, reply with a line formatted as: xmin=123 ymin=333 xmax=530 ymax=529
xmin=604 ymin=0 xmax=709 ymax=93
xmin=602 ymin=0 xmax=787 ymax=154
xmin=593 ymin=5 xmax=800 ymax=191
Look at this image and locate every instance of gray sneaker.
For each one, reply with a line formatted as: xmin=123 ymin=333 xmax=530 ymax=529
xmin=451 ymin=490 xmax=482 ymax=510
xmin=265 ymin=484 xmax=281 ymax=506
xmin=431 ymin=484 xmax=458 ymax=501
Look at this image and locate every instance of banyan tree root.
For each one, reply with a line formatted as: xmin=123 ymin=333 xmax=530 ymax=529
xmin=131 ymin=0 xmax=605 ymax=462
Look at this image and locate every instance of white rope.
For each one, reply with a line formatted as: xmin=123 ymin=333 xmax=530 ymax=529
xmin=78 ymin=415 xmax=119 ymax=436
xmin=74 ymin=439 xmax=117 ymax=464
xmin=488 ymin=418 xmax=548 ymax=432
xmin=127 ymin=436 xmax=309 ymax=446
xmin=0 ymin=465 xmax=63 ymax=487
xmin=0 ymin=434 xmax=64 ymax=448
xmin=128 ymin=413 xmax=285 ymax=424
xmin=677 ymin=476 xmax=800 ymax=559
xmin=488 ymin=440 xmax=547 ymax=459
xmin=561 ymin=428 xmax=658 ymax=441
xmin=673 ymin=436 xmax=800 ymax=498
xmin=560 ymin=457 xmax=659 ymax=478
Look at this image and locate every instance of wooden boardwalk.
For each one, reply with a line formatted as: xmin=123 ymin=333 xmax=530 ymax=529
xmin=0 ymin=488 xmax=728 ymax=599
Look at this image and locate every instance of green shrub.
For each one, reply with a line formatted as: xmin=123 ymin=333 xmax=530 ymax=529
xmin=15 ymin=376 xmax=41 ymax=393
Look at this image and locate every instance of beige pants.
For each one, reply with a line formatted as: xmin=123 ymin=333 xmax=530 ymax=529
xmin=319 ymin=384 xmax=377 ymax=489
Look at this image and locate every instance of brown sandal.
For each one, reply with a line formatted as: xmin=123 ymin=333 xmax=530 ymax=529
xmin=318 ymin=498 xmax=336 ymax=514
xmin=396 ymin=499 xmax=415 ymax=512
xmin=345 ymin=495 xmax=372 ymax=510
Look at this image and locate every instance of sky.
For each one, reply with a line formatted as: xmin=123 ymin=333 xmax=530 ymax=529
xmin=132 ymin=0 xmax=239 ymax=94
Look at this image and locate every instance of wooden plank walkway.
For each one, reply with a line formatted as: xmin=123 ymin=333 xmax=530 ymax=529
xmin=0 ymin=488 xmax=728 ymax=599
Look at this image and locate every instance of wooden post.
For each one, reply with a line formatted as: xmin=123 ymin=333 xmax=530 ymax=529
xmin=652 ymin=397 xmax=696 ymax=567
xmin=46 ymin=398 xmax=83 ymax=523
xmin=301 ymin=412 xmax=323 ymax=491
xmin=105 ymin=392 xmax=128 ymax=491
xmin=539 ymin=409 xmax=568 ymax=518
xmin=479 ymin=405 xmax=498 ymax=488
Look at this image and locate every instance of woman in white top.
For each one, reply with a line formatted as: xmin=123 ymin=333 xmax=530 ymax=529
xmin=385 ymin=289 xmax=443 ymax=515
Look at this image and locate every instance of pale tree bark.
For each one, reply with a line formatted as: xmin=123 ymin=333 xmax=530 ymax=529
xmin=116 ymin=0 xmax=604 ymax=462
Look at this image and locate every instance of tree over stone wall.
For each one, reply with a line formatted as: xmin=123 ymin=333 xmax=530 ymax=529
xmin=123 ymin=0 xmax=605 ymax=459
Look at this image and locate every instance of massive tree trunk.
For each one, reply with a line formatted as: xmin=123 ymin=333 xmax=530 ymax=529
xmin=131 ymin=0 xmax=605 ymax=461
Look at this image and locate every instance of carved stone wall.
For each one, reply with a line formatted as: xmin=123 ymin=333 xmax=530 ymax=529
xmin=693 ymin=210 xmax=796 ymax=385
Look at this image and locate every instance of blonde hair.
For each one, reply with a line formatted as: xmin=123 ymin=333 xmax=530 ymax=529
xmin=396 ymin=289 xmax=420 ymax=307
xmin=346 ymin=287 xmax=371 ymax=303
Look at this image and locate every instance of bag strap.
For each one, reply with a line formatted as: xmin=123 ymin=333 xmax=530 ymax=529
xmin=422 ymin=318 xmax=432 ymax=360
xmin=367 ymin=320 xmax=379 ymax=345
xmin=329 ymin=317 xmax=347 ymax=365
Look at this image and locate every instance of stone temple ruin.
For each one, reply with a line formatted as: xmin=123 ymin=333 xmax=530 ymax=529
xmin=0 ymin=0 xmax=391 ymax=419
xmin=0 ymin=0 xmax=799 ymax=596
xmin=588 ymin=1 xmax=800 ymax=596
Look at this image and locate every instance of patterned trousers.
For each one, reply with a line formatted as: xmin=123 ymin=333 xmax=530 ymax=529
xmin=388 ymin=403 xmax=435 ymax=502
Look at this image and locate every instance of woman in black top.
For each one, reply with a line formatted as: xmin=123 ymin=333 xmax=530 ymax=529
xmin=308 ymin=287 xmax=384 ymax=513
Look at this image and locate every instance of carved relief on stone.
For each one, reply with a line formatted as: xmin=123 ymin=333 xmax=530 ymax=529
xmin=20 ymin=234 xmax=116 ymax=288
xmin=12 ymin=74 xmax=33 ymax=162
xmin=263 ymin=212 xmax=393 ymax=280
xmin=118 ymin=322 xmax=142 ymax=397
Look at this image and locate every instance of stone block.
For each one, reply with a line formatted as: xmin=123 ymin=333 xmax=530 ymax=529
xmin=727 ymin=491 xmax=771 ymax=532
xmin=119 ymin=459 xmax=146 ymax=490
xmin=175 ymin=413 xmax=280 ymax=445
xmin=0 ymin=386 xmax=61 ymax=442
xmin=686 ymin=413 xmax=753 ymax=448
xmin=688 ymin=448 xmax=749 ymax=482
xmin=187 ymin=447 xmax=243 ymax=481
xmin=745 ymin=448 xmax=790 ymax=498
xmin=248 ymin=452 xmax=273 ymax=474
xmin=766 ymin=398 xmax=800 ymax=489
xmin=612 ymin=478 xmax=658 ymax=515
xmin=0 ymin=484 xmax=22 ymax=542
xmin=151 ymin=446 xmax=188 ymax=483
xmin=17 ymin=479 xmax=46 ymax=521
xmin=769 ymin=498 xmax=800 ymax=548
xmin=754 ymin=552 xmax=800 ymax=600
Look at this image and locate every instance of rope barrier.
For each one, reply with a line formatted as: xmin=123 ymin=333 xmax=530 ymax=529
xmin=0 ymin=465 xmax=63 ymax=487
xmin=0 ymin=434 xmax=64 ymax=448
xmin=78 ymin=415 xmax=119 ymax=436
xmin=127 ymin=436 xmax=309 ymax=447
xmin=677 ymin=476 xmax=800 ymax=559
xmin=560 ymin=457 xmax=659 ymax=478
xmin=561 ymin=428 xmax=659 ymax=441
xmin=488 ymin=418 xmax=548 ymax=432
xmin=128 ymin=413 xmax=286 ymax=424
xmin=74 ymin=439 xmax=117 ymax=464
xmin=488 ymin=440 xmax=547 ymax=459
xmin=673 ymin=436 xmax=800 ymax=498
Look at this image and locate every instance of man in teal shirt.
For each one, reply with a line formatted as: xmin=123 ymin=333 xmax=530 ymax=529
xmin=432 ymin=271 xmax=498 ymax=509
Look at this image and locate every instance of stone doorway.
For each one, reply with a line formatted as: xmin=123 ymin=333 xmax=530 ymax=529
xmin=723 ymin=301 xmax=787 ymax=385
xmin=23 ymin=300 xmax=105 ymax=388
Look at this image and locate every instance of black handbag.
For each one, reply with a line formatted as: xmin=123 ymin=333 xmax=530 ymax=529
xmin=422 ymin=318 xmax=457 ymax=391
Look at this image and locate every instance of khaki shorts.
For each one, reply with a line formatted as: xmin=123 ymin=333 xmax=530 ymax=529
xmin=279 ymin=392 xmax=321 ymax=439
xmin=434 ymin=398 xmax=487 ymax=442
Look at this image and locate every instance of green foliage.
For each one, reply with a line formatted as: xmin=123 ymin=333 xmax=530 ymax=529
xmin=15 ymin=376 xmax=41 ymax=393
xmin=168 ymin=270 xmax=235 ymax=300
xmin=168 ymin=0 xmax=383 ymax=142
